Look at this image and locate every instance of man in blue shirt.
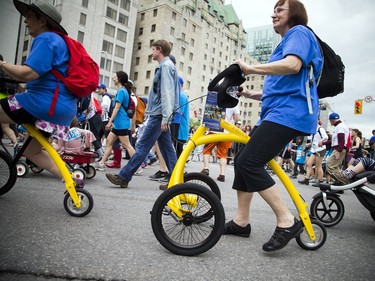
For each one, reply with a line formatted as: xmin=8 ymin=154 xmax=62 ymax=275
xmin=106 ymin=40 xmax=179 ymax=188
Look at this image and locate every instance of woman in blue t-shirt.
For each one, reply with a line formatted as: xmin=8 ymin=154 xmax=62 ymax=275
xmin=224 ymin=0 xmax=323 ymax=253
xmin=0 ymin=0 xmax=77 ymax=179
xmin=94 ymin=71 xmax=135 ymax=170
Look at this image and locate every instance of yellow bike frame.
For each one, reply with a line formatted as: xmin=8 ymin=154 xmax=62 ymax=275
xmin=22 ymin=124 xmax=81 ymax=208
xmin=166 ymin=119 xmax=316 ymax=241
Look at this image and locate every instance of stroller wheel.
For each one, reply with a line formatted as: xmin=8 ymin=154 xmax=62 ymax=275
xmin=16 ymin=162 xmax=29 ymax=178
xmin=310 ymin=194 xmax=345 ymax=227
xmin=73 ymin=168 xmax=86 ymax=180
xmin=86 ymin=165 xmax=96 ymax=179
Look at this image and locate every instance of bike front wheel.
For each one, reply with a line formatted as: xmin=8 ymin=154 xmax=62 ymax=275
xmin=0 ymin=150 xmax=17 ymax=196
xmin=151 ymin=183 xmax=225 ymax=256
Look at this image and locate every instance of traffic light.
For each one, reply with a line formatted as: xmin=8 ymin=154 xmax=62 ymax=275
xmin=354 ymin=100 xmax=363 ymax=114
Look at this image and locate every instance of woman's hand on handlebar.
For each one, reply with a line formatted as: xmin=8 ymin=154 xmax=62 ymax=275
xmin=238 ymin=87 xmax=262 ymax=101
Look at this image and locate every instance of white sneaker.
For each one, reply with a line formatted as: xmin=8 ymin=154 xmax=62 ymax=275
xmin=134 ymin=167 xmax=143 ymax=175
xmin=94 ymin=162 xmax=105 ymax=171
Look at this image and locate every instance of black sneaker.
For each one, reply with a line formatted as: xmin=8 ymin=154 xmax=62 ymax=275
xmin=148 ymin=158 xmax=158 ymax=166
xmin=224 ymin=220 xmax=251 ymax=238
xmin=201 ymin=169 xmax=209 ymax=176
xmin=262 ymin=218 xmax=303 ymax=252
xmin=149 ymin=170 xmax=168 ymax=181
xmin=298 ymin=178 xmax=309 ymax=185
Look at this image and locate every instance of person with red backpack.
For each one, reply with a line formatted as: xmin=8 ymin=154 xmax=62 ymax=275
xmin=0 ymin=0 xmax=80 ymax=179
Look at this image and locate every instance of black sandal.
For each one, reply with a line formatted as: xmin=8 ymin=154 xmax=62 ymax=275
xmin=224 ymin=220 xmax=251 ymax=237
xmin=262 ymin=218 xmax=303 ymax=252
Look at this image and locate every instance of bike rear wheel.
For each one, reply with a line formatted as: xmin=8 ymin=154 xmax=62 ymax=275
xmin=184 ymin=172 xmax=221 ymax=200
xmin=0 ymin=150 xmax=17 ymax=196
xmin=151 ymin=183 xmax=225 ymax=256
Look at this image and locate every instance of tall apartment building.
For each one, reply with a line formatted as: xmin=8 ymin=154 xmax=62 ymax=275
xmin=11 ymin=0 xmax=138 ymax=92
xmin=131 ymin=0 xmax=261 ymax=127
xmin=246 ymin=24 xmax=281 ymax=64
xmin=4 ymin=0 xmax=263 ymax=127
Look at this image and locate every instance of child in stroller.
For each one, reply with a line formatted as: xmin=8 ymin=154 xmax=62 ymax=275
xmin=53 ymin=117 xmax=101 ymax=179
xmin=311 ymin=157 xmax=375 ymax=227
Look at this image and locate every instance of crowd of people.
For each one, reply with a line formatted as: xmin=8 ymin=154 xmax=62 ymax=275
xmin=2 ymin=0 xmax=375 ymax=254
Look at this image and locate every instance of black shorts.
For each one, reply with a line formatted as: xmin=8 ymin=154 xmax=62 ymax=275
xmin=0 ymin=98 xmax=37 ymax=125
xmin=233 ymin=121 xmax=306 ymax=193
xmin=111 ymin=128 xmax=130 ymax=137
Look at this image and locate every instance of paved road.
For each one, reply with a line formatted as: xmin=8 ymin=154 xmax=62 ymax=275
xmin=0 ymin=158 xmax=374 ymax=281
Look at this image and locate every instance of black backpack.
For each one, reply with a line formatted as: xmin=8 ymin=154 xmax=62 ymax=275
xmin=307 ymin=27 xmax=345 ymax=99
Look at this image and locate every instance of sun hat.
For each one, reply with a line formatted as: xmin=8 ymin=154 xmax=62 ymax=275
xmin=13 ymin=0 xmax=67 ymax=35
xmin=329 ymin=112 xmax=340 ymax=120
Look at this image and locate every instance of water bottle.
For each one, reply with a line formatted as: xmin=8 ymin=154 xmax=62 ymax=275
xmin=226 ymin=86 xmax=243 ymax=98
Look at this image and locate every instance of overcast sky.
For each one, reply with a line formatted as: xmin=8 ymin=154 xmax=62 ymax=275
xmin=225 ymin=0 xmax=374 ymax=139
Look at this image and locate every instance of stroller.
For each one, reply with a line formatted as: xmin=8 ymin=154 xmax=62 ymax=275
xmin=310 ymin=171 xmax=375 ymax=227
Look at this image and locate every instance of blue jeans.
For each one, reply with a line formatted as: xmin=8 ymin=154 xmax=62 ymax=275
xmin=118 ymin=115 xmax=177 ymax=182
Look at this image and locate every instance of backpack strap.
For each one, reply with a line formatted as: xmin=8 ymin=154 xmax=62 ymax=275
xmin=305 ymin=65 xmax=314 ymax=115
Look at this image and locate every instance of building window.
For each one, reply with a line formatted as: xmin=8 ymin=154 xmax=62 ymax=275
xmin=115 ymin=45 xmax=125 ymax=58
xmin=181 ymin=47 xmax=185 ymax=56
xmin=113 ymin=62 xmax=123 ymax=73
xmin=146 ymin=71 xmax=151 ymax=79
xmin=118 ymin=13 xmax=128 ymax=26
xmin=188 ymin=66 xmax=192 ymax=74
xmin=183 ymin=18 xmax=187 ymax=26
xmin=151 ymin=24 xmax=156 ymax=32
xmin=22 ymin=40 xmax=29 ymax=52
xmin=135 ymin=57 xmax=140 ymax=65
xmin=77 ymin=31 xmax=84 ymax=44
xmin=192 ymin=24 xmax=196 ymax=32
xmin=108 ymin=0 xmax=118 ymax=4
xmin=104 ymin=23 xmax=115 ymax=37
xmin=179 ymin=62 xmax=184 ymax=71
xmin=170 ymin=27 xmax=175 ymax=36
xmin=191 ymin=38 xmax=195 ymax=47
xmin=106 ymin=7 xmax=117 ymax=20
xmin=117 ymin=29 xmax=127 ymax=43
xmin=120 ymin=0 xmax=131 ymax=11
xmin=172 ymin=12 xmax=176 ymax=20
xmin=79 ymin=13 xmax=86 ymax=26
xmin=189 ymin=53 xmax=193 ymax=61
xmin=181 ymin=33 xmax=185 ymax=41
xmin=141 ymin=13 xmax=145 ymax=21
xmin=81 ymin=0 xmax=88 ymax=8
xmin=148 ymin=55 xmax=152 ymax=63
xmin=153 ymin=9 xmax=158 ymax=17
xmin=102 ymin=40 xmax=113 ymax=54
xmin=139 ymin=27 xmax=143 ymax=35
xmin=144 ymin=86 xmax=149 ymax=96
xmin=149 ymin=39 xmax=154 ymax=47
xmin=137 ymin=42 xmax=142 ymax=50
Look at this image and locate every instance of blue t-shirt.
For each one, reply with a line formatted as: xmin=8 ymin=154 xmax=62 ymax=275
xmin=177 ymin=90 xmax=189 ymax=141
xmin=258 ymin=25 xmax=323 ymax=134
xmin=15 ymin=32 xmax=77 ymax=126
xmin=113 ymin=87 xmax=131 ymax=130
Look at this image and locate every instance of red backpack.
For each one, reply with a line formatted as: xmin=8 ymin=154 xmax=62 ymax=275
xmin=49 ymin=33 xmax=99 ymax=116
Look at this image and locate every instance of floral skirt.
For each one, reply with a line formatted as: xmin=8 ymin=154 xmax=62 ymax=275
xmin=8 ymin=95 xmax=70 ymax=141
